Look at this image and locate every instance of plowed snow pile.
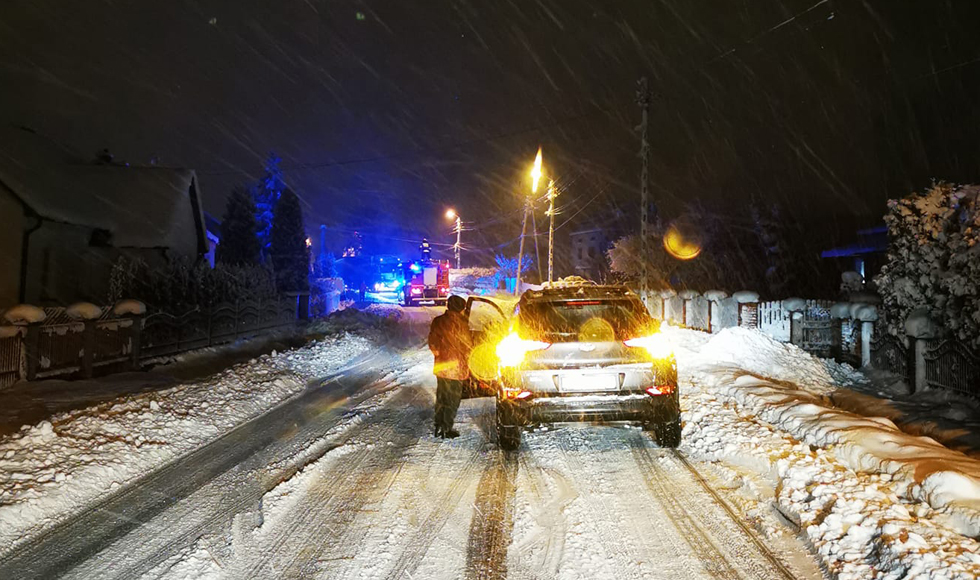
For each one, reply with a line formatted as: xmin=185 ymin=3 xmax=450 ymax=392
xmin=667 ymin=325 xmax=980 ymax=578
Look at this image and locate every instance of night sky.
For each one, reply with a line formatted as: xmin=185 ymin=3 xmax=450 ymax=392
xmin=2 ymin=1 xmax=979 ymax=264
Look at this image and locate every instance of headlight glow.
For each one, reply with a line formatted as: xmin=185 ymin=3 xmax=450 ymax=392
xmin=624 ymin=333 xmax=673 ymax=359
xmin=495 ymin=332 xmax=550 ymax=367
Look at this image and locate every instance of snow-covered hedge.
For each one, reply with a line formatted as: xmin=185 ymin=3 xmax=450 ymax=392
xmin=876 ymin=183 xmax=980 ymax=348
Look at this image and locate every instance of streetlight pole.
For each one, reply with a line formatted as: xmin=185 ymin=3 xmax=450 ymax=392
xmin=445 ymin=209 xmax=462 ymax=269
xmin=518 ymin=147 xmax=544 ymax=295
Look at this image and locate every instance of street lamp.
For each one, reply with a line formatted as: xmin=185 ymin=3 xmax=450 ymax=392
xmin=446 ymin=209 xmax=462 ymax=269
xmin=517 ymin=148 xmax=559 ymax=292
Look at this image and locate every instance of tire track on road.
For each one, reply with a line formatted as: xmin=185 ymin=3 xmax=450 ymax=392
xmin=510 ymin=451 xmax=575 ymax=579
xmin=48 ymin=357 xmax=406 ymax=580
xmin=670 ymin=450 xmax=797 ymax=580
xmin=381 ymin=441 xmax=489 ymax=580
xmin=630 ymin=434 xmax=798 ymax=580
xmin=553 ymin=435 xmax=647 ymax=580
xmin=232 ymin=386 xmax=430 ymax=579
xmin=464 ymin=450 xmax=518 ymax=580
xmin=629 ymin=435 xmax=742 ymax=579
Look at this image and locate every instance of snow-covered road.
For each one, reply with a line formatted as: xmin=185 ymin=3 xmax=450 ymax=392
xmin=4 ymin=309 xmax=979 ymax=579
xmin=21 ymin=350 xmax=822 ymax=580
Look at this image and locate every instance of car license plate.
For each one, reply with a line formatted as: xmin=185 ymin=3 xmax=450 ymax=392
xmin=561 ymin=373 xmax=617 ymax=392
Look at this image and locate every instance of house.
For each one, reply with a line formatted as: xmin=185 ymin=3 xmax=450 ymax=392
xmin=820 ymin=225 xmax=889 ymax=283
xmin=204 ymin=212 xmax=222 ymax=268
xmin=0 ymin=126 xmax=208 ymax=306
xmin=569 ymin=228 xmax=611 ymax=280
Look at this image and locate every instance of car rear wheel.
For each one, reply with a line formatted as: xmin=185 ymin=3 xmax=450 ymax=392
xmin=654 ymin=416 xmax=681 ymax=448
xmin=496 ymin=403 xmax=521 ymax=451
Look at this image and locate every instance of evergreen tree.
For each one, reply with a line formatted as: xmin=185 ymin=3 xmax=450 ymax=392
xmin=217 ymin=187 xmax=261 ymax=267
xmin=271 ymin=189 xmax=310 ymax=292
xmin=254 ymin=152 xmax=284 ymax=258
xmin=314 ymin=251 xmax=336 ymax=278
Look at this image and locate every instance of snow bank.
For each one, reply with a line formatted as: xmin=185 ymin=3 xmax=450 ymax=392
xmin=672 ymin=326 xmax=980 ymax=577
xmin=691 ymin=326 xmax=865 ymax=394
xmin=0 ymin=332 xmax=374 ymax=556
xmin=726 ymin=373 xmax=980 ymax=535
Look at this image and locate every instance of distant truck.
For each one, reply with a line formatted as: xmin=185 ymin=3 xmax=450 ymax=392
xmin=403 ymin=259 xmax=450 ymax=306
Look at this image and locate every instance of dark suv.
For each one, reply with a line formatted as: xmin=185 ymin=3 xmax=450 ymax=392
xmin=494 ymin=284 xmax=679 ymax=451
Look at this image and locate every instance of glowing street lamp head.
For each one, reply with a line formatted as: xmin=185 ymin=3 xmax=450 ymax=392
xmin=445 ymin=209 xmax=456 ymax=220
xmin=530 ymin=147 xmax=543 ymax=193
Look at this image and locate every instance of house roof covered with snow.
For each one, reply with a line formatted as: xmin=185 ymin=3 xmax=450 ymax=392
xmin=0 ymin=126 xmax=207 ymax=256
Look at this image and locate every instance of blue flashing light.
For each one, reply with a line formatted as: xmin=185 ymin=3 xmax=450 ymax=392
xmin=410 ymin=263 xmax=421 ymax=273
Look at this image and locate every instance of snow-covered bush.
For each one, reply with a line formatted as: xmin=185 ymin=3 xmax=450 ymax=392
xmin=875 ymin=182 xmax=980 ymax=347
xmin=108 ymin=257 xmax=277 ymax=314
xmin=840 ymin=271 xmax=864 ymax=295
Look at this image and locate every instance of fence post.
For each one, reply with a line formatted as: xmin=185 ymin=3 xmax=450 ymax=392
xmin=853 ymin=305 xmax=878 ymax=368
xmin=81 ymin=320 xmax=95 ymax=378
xmin=67 ymin=302 xmax=102 ymax=379
xmin=904 ymin=308 xmax=938 ymax=394
xmin=24 ymin=323 xmax=40 ymax=381
xmin=733 ymin=291 xmax=760 ymax=329
xmin=128 ymin=314 xmax=143 ymax=370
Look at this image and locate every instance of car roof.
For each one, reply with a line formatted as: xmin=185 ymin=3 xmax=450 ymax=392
xmin=520 ymin=284 xmax=639 ymax=303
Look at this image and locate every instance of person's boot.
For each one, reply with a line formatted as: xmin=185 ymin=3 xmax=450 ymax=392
xmin=444 ymin=428 xmax=460 ymax=439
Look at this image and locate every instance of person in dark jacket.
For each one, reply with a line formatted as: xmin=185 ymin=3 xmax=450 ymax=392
xmin=428 ymin=295 xmax=472 ymax=438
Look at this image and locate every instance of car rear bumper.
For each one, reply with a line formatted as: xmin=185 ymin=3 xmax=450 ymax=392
xmin=497 ymin=390 xmax=676 ymax=425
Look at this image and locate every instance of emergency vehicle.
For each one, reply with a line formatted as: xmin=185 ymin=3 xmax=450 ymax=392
xmin=402 ymin=259 xmax=450 ymax=306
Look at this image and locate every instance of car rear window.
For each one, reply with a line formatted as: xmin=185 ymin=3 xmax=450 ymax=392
xmin=518 ymin=298 xmax=654 ymax=342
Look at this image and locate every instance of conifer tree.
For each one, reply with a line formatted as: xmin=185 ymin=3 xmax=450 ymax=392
xmin=217 ymin=187 xmax=261 ymax=267
xmin=254 ymin=152 xmax=284 ymax=258
xmin=270 ymin=189 xmax=310 ymax=292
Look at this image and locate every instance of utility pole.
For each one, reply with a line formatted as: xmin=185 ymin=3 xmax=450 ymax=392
xmin=515 ymin=196 xmax=531 ymax=296
xmin=546 ymin=179 xmax=558 ymax=284
xmin=636 ymin=77 xmax=651 ymax=308
xmin=531 ymin=209 xmax=542 ymax=284
xmin=453 ymin=215 xmax=462 ymax=269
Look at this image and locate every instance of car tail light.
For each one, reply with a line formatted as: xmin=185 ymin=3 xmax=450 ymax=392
xmin=502 ymin=387 xmax=533 ymax=400
xmin=496 ymin=332 xmax=550 ymax=367
xmin=410 ymin=286 xmax=422 ymax=295
xmin=645 ymin=385 xmax=675 ymax=396
xmin=624 ymin=333 xmax=672 ymax=359
xmin=439 ymin=286 xmax=449 ymax=294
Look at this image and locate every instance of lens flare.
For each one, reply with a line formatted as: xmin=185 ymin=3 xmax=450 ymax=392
xmin=578 ymin=317 xmax=615 ymax=343
xmin=468 ymin=342 xmax=499 ymax=381
xmin=663 ymin=218 xmax=702 ymax=260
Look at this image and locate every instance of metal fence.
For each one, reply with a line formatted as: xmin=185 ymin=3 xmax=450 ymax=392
xmin=1 ymin=297 xmax=299 ymax=387
xmin=924 ymin=339 xmax=980 ymax=398
xmin=797 ymin=301 xmax=836 ymax=358
xmin=142 ymin=299 xmax=296 ymax=360
xmin=870 ymin=333 xmax=911 ymax=384
xmin=0 ymin=329 xmax=23 ymax=389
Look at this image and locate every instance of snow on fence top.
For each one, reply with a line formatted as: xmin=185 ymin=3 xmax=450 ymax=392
xmin=112 ymin=299 xmax=146 ymax=317
xmin=66 ymin=302 xmax=103 ymax=321
xmin=732 ymin=290 xmax=759 ymax=304
xmin=2 ymin=304 xmax=46 ymax=325
xmin=703 ymin=290 xmax=728 ymax=301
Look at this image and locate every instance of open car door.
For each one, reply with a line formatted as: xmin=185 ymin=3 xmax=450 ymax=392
xmin=462 ymin=296 xmax=507 ymax=399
